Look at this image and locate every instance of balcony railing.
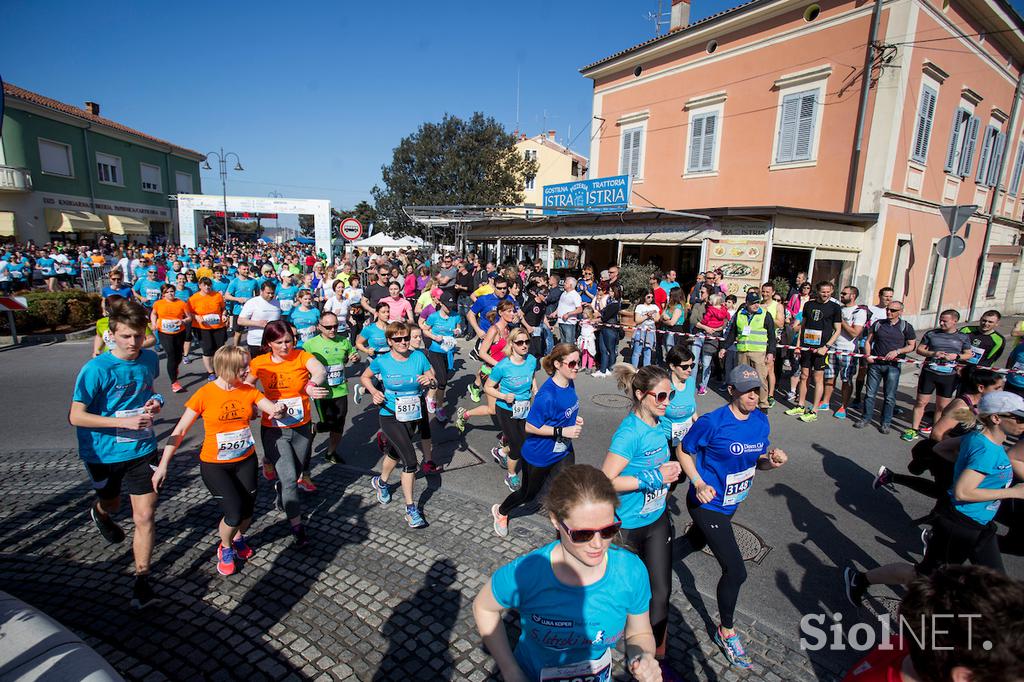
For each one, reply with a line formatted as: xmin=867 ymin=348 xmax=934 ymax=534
xmin=0 ymin=166 xmax=33 ymax=192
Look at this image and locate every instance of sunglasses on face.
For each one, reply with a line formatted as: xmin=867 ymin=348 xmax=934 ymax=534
xmin=495 ymin=286 xmax=508 ymax=292
xmin=560 ymin=360 xmax=580 ymax=369
xmin=673 ymin=363 xmax=695 ymax=371
xmin=558 ymin=518 xmax=622 ymax=543
xmin=1003 ymin=414 xmax=1024 ymax=424
xmin=321 ymin=324 xmax=338 ymax=330
xmin=512 ymin=339 xmax=529 ymax=346
xmin=645 ymin=389 xmax=677 ymax=404
xmin=887 ymin=308 xmax=902 ymax=313
xmin=390 ymin=336 xmax=410 ymax=343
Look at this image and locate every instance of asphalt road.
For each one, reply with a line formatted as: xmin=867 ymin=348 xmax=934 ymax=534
xmin=3 ymin=333 xmax=1021 ymax=670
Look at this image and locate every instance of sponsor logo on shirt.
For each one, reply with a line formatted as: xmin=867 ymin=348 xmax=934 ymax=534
xmin=729 ymin=442 xmax=765 ymax=456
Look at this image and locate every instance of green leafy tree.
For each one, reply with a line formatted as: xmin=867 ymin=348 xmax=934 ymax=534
xmin=332 ymin=201 xmax=378 ymax=237
xmin=298 ymin=214 xmax=315 ymax=237
xmin=372 ymin=113 xmax=536 ymax=237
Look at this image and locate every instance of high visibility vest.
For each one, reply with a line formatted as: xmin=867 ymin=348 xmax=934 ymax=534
xmin=736 ymin=309 xmax=769 ymax=353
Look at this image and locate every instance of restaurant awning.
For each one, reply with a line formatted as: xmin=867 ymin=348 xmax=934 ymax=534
xmin=0 ymin=212 xmax=15 ymax=238
xmin=106 ymin=214 xmax=151 ymax=236
xmin=45 ymin=208 xmax=106 ymax=234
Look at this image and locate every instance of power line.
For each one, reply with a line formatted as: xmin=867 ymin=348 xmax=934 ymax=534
xmin=198 ymin=174 xmax=371 ymax=195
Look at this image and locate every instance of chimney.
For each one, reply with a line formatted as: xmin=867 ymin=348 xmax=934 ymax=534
xmin=84 ymin=101 xmax=100 ymax=116
xmin=670 ymin=0 xmax=690 ymax=31
xmin=547 ymin=129 xmax=556 ymax=139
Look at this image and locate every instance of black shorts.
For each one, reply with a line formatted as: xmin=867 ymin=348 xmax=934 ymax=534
xmin=198 ymin=327 xmax=228 ymax=357
xmin=918 ymin=370 xmax=958 ymax=398
xmin=427 ymin=350 xmax=449 ymax=389
xmin=84 ymin=452 xmax=159 ymax=500
xmin=316 ymin=394 xmax=349 ymax=432
xmin=799 ymin=348 xmax=829 ymax=372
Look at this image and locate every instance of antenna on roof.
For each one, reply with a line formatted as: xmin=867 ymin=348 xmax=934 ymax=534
xmin=646 ymin=0 xmax=670 ymax=36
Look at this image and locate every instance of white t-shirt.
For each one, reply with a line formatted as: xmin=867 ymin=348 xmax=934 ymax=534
xmin=0 ymin=260 xmax=9 ymax=283
xmin=634 ymin=303 xmax=660 ymax=329
xmin=239 ymin=296 xmax=282 ymax=346
xmin=867 ymin=304 xmax=886 ymax=326
xmin=555 ymin=289 xmax=583 ymax=324
xmin=835 ymin=305 xmax=868 ymax=352
xmin=53 ymin=254 xmax=69 ymax=275
xmin=117 ymin=257 xmax=132 ymax=282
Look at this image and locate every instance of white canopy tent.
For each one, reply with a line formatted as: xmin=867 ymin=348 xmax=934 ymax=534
xmin=353 ymin=233 xmax=424 ymax=251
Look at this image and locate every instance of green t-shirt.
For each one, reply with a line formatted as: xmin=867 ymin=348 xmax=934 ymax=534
xmin=303 ymin=334 xmax=357 ymax=398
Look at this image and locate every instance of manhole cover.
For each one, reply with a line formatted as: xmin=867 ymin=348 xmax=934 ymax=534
xmin=682 ymin=521 xmax=772 ymax=564
xmin=593 ymin=393 xmax=631 ymax=409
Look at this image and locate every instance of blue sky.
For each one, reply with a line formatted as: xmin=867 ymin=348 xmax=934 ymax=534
xmin=3 ymin=0 xmax=1023 ymax=219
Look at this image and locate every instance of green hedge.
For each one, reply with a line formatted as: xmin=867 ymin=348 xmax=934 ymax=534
xmin=0 ymin=291 xmax=102 ymax=335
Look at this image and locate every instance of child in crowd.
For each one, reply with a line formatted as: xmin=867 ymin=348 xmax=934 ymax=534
xmin=578 ymin=305 xmax=598 ymax=371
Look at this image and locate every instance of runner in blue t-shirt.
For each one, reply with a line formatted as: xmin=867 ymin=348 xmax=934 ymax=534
xmin=492 ymin=343 xmax=582 ymax=537
xmin=68 ymin=298 xmax=166 ymax=610
xmin=602 ymin=364 xmax=682 ymax=668
xmin=420 ymin=292 xmax=462 ymax=424
xmin=661 ymin=346 xmax=699 ymax=453
xmin=133 ymin=268 xmax=164 ymax=309
xmin=276 ymin=274 xmax=300 ymax=320
xmin=224 ymin=263 xmax=258 ymax=345
xmin=353 ymin=302 xmax=391 ymax=404
xmin=289 ymin=290 xmax=321 ymax=349
xmin=678 ymin=365 xmax=787 ymax=670
xmin=474 ymin=464 xmax=661 ymax=682
xmin=483 ymin=328 xmax=538 ymax=494
xmin=361 ymin=322 xmax=436 ymax=529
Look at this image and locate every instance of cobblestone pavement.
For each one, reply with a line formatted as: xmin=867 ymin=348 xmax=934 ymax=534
xmin=0 ymin=448 xmax=850 ymax=681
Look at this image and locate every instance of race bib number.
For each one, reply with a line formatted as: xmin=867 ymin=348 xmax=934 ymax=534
xmin=115 ymin=407 xmax=154 ymax=444
xmin=440 ymin=336 xmax=457 ymax=352
xmin=216 ymin=427 xmax=254 ymax=460
xmin=532 ymin=326 xmax=542 ymax=337
xmin=512 ymin=399 xmax=530 ymax=420
xmin=146 ymin=288 xmax=160 ymax=301
xmin=539 ymin=649 xmax=612 ymax=682
xmin=160 ymin=319 xmax=182 ymax=334
xmin=742 ymin=326 xmax=752 ymax=337
xmin=723 ymin=466 xmax=756 ymax=507
xmin=671 ymin=418 xmax=692 ymax=443
xmin=930 ymin=360 xmax=955 ymax=375
xmin=326 ymin=363 xmax=345 ymax=387
xmin=395 ymin=394 xmax=422 ymax=423
xmin=298 ymin=326 xmax=317 ymax=341
xmin=279 ymin=299 xmax=294 ymax=313
xmin=202 ymin=313 xmax=222 ymax=326
xmin=272 ymin=396 xmax=305 ymax=427
xmin=640 ymin=484 xmax=668 ymax=516
xmin=553 ymin=438 xmax=568 ymax=454
xmin=968 ymin=346 xmax=984 ymax=365
xmin=803 ymin=329 xmax=822 ymax=347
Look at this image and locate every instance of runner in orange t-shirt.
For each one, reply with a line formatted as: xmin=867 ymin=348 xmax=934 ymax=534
xmin=150 ymin=285 xmax=191 ymax=392
xmin=153 ymin=346 xmax=284 ymax=576
xmin=189 ymin=277 xmax=228 ymax=381
xmin=245 ymin=320 xmax=328 ymax=548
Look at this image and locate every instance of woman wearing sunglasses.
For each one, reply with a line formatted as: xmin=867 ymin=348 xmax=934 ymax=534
xmin=474 ymin=464 xmax=662 ymax=682
xmin=492 ymin=343 xmax=583 ymax=537
xmin=677 ymin=365 xmax=787 ymax=669
xmin=361 ymin=322 xmax=436 ymax=529
xmin=603 ymin=363 xmax=682 ymax=677
xmin=482 ymin=328 xmax=539 ymax=493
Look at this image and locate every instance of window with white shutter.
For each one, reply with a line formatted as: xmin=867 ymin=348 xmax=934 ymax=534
xmin=943 ymin=108 xmax=970 ymax=173
xmin=38 ymin=139 xmax=73 ymax=177
xmin=976 ymin=125 xmax=998 ymax=184
xmin=619 ymin=126 xmax=644 ymax=179
xmin=775 ymin=90 xmax=817 ymax=164
xmin=1008 ymin=141 xmax=1024 ymax=195
xmin=687 ymin=112 xmax=718 ymax=172
xmin=175 ymin=171 xmax=193 ymax=194
xmin=140 ymin=163 xmax=162 ymax=193
xmin=911 ymin=86 xmax=937 ymax=164
xmin=986 ymin=132 xmax=1006 ymax=188
xmin=957 ymin=116 xmax=980 ymax=178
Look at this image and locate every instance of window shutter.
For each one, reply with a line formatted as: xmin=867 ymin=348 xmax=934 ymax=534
xmin=987 ymin=132 xmax=1006 ymax=188
xmin=911 ymin=86 xmax=937 ymax=163
xmin=630 ymin=128 xmax=643 ymax=178
xmin=793 ymin=92 xmax=817 ymax=161
xmin=959 ymin=116 xmax=979 ymax=177
xmin=701 ymin=114 xmax=717 ymax=170
xmin=1009 ymin=141 xmax=1024 ymax=195
xmin=943 ymin=108 xmax=965 ymax=172
xmin=776 ymin=94 xmax=802 ymax=163
xmin=619 ymin=130 xmax=632 ymax=176
xmin=688 ymin=116 xmax=705 ymax=172
xmin=976 ymin=126 xmax=996 ymax=184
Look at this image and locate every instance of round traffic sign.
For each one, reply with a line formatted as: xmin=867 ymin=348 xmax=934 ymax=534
xmin=340 ymin=217 xmax=363 ymax=241
xmin=935 ymin=235 xmax=966 ymax=259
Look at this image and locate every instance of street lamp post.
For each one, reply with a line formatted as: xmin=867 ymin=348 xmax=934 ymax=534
xmin=202 ymin=148 xmax=243 ymax=244
xmin=268 ymin=191 xmax=283 ymax=241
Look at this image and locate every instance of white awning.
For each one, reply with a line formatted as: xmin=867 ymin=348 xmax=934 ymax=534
xmin=45 ymin=209 xmax=106 ymax=234
xmin=106 ymin=214 xmax=150 ymax=236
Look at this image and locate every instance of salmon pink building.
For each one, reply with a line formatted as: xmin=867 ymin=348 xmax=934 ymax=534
xmin=467 ymin=0 xmax=1024 ymax=325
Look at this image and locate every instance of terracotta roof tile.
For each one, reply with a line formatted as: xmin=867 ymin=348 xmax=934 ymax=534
xmin=3 ymin=81 xmax=204 ymax=159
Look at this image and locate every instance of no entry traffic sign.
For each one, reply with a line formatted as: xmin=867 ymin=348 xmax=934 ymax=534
xmin=340 ymin=218 xmax=363 ymax=242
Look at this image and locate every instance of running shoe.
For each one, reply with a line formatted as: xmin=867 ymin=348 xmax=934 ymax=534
xmin=469 ymin=348 xmax=482 ymax=362
xmin=853 ymin=420 xmax=869 ymax=429
xmin=207 ymin=373 xmax=217 ymax=382
xmin=834 ymin=409 xmax=847 ymax=420
xmin=798 ymin=410 xmax=818 ymax=423
xmin=232 ymin=536 xmax=254 ymax=560
xmin=879 ymin=424 xmax=891 ymax=435
xmin=818 ymin=402 xmax=830 ymax=411
xmin=491 ymin=446 xmax=508 ymax=468
xmin=697 ymin=386 xmax=707 ymax=396
xmin=91 ymin=505 xmax=125 ymax=544
xmin=353 ymin=384 xmax=365 ymax=405
xmin=919 ymin=425 xmax=933 ymax=436
xmin=130 ymin=575 xmax=159 ymax=609
xmin=405 ymin=506 xmax=428 ymax=529
xmin=291 ymin=524 xmax=308 ymax=548
xmin=872 ymin=465 xmax=894 ymax=491
xmin=843 ymin=566 xmax=867 ymax=607
xmin=217 ymin=545 xmax=236 ymax=576
xmin=454 ymin=407 xmax=467 ymax=434
xmin=468 ymin=384 xmax=482 ymax=403
xmin=900 ymin=429 xmax=918 ymax=442
xmin=263 ymin=462 xmax=277 ymax=481
xmin=183 ymin=355 xmax=192 ymax=365
xmin=714 ymin=627 xmax=752 ymax=669
xmin=505 ymin=473 xmax=521 ymax=492
xmin=785 ymin=390 xmax=797 ymax=403
xmin=766 ymin=397 xmax=776 ymax=408
xmin=435 ymin=407 xmax=448 ymax=423
xmin=492 ymin=504 xmax=509 ymax=537
xmin=784 ymin=406 xmax=805 ymax=416
xmin=421 ymin=460 xmax=443 ymax=475
xmin=296 ymin=475 xmax=317 ymax=493
xmin=426 ymin=396 xmax=437 ymax=414
xmin=376 ymin=431 xmax=390 ymax=455
xmin=171 ymin=381 xmax=184 ymax=393
xmin=371 ymin=475 xmax=392 ymax=505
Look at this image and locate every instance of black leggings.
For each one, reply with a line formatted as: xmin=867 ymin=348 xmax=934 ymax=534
xmin=494 ymin=407 xmax=527 ymax=461
xmin=896 ymin=440 xmax=956 ymax=499
xmin=917 ymin=501 xmax=1004 ymax=575
xmin=200 ymin=457 xmax=258 ymax=527
xmin=427 ymin=350 xmax=450 ymax=390
xmin=498 ymin=451 xmax=572 ymax=516
xmin=380 ymin=413 xmax=427 ymax=474
xmin=158 ymin=331 xmax=187 ymax=382
xmin=621 ymin=510 xmax=672 ymax=647
xmin=198 ymin=327 xmax=228 ymax=357
xmin=677 ymin=500 xmax=747 ymax=629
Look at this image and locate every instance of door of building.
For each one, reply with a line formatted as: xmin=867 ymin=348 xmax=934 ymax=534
xmin=769 ymin=247 xmax=812 ymax=290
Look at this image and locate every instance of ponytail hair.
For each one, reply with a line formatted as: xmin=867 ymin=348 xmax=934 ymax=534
xmin=948 ymin=406 xmax=979 ymax=430
xmin=541 ymin=343 xmax=580 ymax=376
xmin=611 ymin=362 xmax=670 ymax=410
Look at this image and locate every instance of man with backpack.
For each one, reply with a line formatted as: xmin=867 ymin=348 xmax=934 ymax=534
xmin=853 ymin=300 xmax=916 ymax=434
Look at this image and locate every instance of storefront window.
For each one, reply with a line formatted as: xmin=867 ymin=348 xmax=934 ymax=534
xmin=812 ymin=259 xmax=854 ymax=290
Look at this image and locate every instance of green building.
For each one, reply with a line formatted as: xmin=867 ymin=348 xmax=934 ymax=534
xmin=0 ymin=81 xmax=203 ymax=243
